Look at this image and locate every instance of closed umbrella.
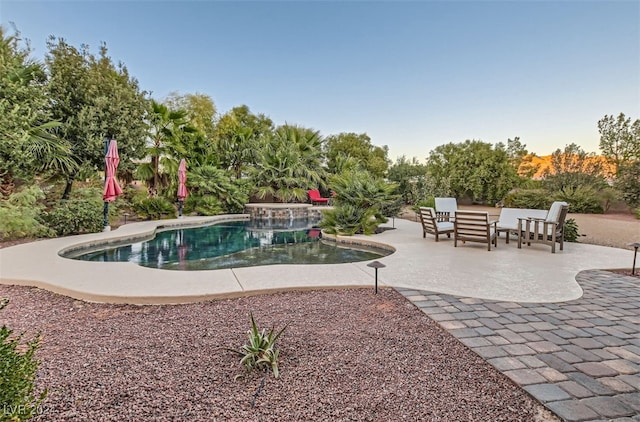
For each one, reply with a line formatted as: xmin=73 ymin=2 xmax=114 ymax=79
xmin=103 ymin=139 xmax=123 ymax=229
xmin=177 ymin=158 xmax=187 ymax=217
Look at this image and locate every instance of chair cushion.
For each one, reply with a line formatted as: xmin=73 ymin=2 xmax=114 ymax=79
xmin=436 ymin=221 xmax=454 ymax=231
xmin=435 ymin=198 xmax=457 ymax=215
xmin=497 ymin=208 xmax=548 ymax=230
xmin=546 ymin=201 xmax=567 ymax=223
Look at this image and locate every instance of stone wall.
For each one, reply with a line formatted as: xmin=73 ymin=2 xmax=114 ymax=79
xmin=244 ymin=203 xmax=330 ymax=227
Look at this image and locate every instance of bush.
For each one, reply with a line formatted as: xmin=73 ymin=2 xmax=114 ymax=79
xmin=553 ymin=186 xmax=603 ymax=214
xmin=319 ymin=204 xmax=382 ymax=235
xmin=502 ymin=189 xmax=549 ymax=209
xmin=132 ymin=197 xmax=176 ymax=220
xmin=42 ymin=197 xmax=104 ymax=236
xmin=324 ymin=168 xmax=398 ymax=235
xmin=597 ymin=187 xmax=619 ymax=213
xmin=0 ymin=187 xmax=54 ymax=240
xmin=412 ymin=196 xmax=435 ymax=212
xmin=379 ymin=198 xmax=404 ymax=218
xmin=183 ymin=195 xmax=225 ymax=216
xmin=563 ymin=218 xmax=580 ymax=242
xmin=0 ymin=298 xmax=47 ymax=420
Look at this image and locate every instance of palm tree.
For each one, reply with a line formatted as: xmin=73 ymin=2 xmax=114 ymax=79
xmin=250 ymin=125 xmax=327 ymax=203
xmin=214 ymin=105 xmax=274 ymax=180
xmin=137 ymin=100 xmax=196 ymax=196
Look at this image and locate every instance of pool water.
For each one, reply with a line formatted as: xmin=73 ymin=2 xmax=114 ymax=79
xmin=72 ymin=221 xmax=390 ymax=270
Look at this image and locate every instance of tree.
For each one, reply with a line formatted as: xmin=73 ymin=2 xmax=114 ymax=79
xmin=542 ymin=143 xmax=606 ymax=192
xmin=494 ymin=137 xmax=540 ymax=179
xmin=165 ymin=92 xmax=217 ymax=166
xmin=214 ymin=105 xmax=274 ymax=179
xmin=0 ymin=26 xmax=74 ymax=195
xmin=324 ymin=132 xmax=389 ymax=178
xmin=249 ymin=125 xmax=327 ymax=202
xmin=598 ymin=114 xmax=640 ymax=209
xmin=615 ymin=161 xmax=640 ymax=208
xmin=185 ymin=165 xmax=249 ymax=214
xmin=387 ymin=156 xmax=427 ymax=204
xmin=598 ymin=113 xmax=640 ymax=176
xmin=165 ymin=92 xmax=217 ymax=139
xmin=137 ymin=100 xmax=196 ymax=196
xmin=505 ymin=137 xmax=528 ymax=165
xmin=425 ymin=140 xmax=518 ymax=204
xmin=45 ymin=37 xmax=149 ymax=198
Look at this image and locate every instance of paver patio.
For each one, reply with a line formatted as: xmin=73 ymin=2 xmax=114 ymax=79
xmin=398 ymin=270 xmax=640 ymax=421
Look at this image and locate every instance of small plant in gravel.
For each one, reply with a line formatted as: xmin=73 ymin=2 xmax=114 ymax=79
xmin=229 ymin=312 xmax=288 ymax=380
xmin=0 ymin=298 xmax=47 ymax=421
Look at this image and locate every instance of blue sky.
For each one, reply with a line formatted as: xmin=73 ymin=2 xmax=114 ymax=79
xmin=2 ymin=0 xmax=638 ymax=161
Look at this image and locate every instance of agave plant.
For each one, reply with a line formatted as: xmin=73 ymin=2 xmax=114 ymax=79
xmin=230 ymin=312 xmax=288 ymax=379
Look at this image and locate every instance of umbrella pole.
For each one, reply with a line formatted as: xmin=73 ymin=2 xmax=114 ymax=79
xmin=103 ymin=202 xmax=110 ymax=230
xmin=178 ymin=200 xmax=184 ymax=218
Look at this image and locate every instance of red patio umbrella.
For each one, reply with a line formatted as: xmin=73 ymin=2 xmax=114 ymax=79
xmin=103 ymin=139 xmax=123 ymax=202
xmin=177 ymin=158 xmax=187 ymax=217
xmin=102 ymin=139 xmax=122 ymax=230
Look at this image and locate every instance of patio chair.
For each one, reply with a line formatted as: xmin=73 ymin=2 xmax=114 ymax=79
xmin=434 ymin=197 xmax=458 ymax=222
xmin=307 ymin=189 xmax=330 ymax=205
xmin=419 ymin=207 xmax=454 ymax=241
xmin=517 ymin=201 xmax=569 ymax=253
xmin=454 ymin=211 xmax=498 ymax=251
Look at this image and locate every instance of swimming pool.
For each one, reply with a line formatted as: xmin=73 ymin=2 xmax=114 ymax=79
xmin=70 ymin=221 xmax=391 ymax=270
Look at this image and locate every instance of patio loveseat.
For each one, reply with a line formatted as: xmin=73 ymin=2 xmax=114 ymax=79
xmin=496 ymin=208 xmax=548 ymax=244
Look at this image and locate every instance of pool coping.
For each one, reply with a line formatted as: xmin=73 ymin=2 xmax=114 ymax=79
xmin=0 ymin=215 xmax=634 ymax=305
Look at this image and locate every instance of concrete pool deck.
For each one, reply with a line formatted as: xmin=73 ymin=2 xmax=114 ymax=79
xmin=0 ymin=215 xmax=634 ymax=304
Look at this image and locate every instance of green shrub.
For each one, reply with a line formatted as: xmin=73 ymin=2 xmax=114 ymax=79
xmin=325 ymin=168 xmax=398 ymax=235
xmin=132 ymin=197 xmax=176 ymax=220
xmin=188 ymin=166 xmax=249 ymax=214
xmin=563 ymin=218 xmax=580 ymax=242
xmin=553 ymin=186 xmax=603 ymax=214
xmin=379 ymin=198 xmax=404 ymax=218
xmin=183 ymin=195 xmax=224 ymax=216
xmin=411 ymin=196 xmax=435 ymax=213
xmin=0 ymin=186 xmax=54 ymax=240
xmin=635 ymin=208 xmax=640 ymax=219
xmin=598 ymin=187 xmax=618 ymax=213
xmin=616 ymin=162 xmax=640 ymax=208
xmin=319 ymin=204 xmax=382 ymax=235
xmin=502 ymin=189 xmax=549 ymax=209
xmin=0 ymin=298 xmax=47 ymax=420
xmin=229 ymin=312 xmax=288 ymax=379
xmin=42 ymin=197 xmax=104 ymax=236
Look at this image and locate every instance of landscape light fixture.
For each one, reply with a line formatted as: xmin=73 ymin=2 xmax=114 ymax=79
xmin=367 ymin=260 xmax=386 ymax=294
xmin=630 ymin=242 xmax=640 ymax=276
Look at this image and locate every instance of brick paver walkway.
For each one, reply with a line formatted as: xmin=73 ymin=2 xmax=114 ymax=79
xmin=397 ymin=270 xmax=640 ymax=422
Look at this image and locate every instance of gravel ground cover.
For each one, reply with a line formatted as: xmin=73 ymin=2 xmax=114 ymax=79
xmin=0 ymin=285 xmax=556 ymax=421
